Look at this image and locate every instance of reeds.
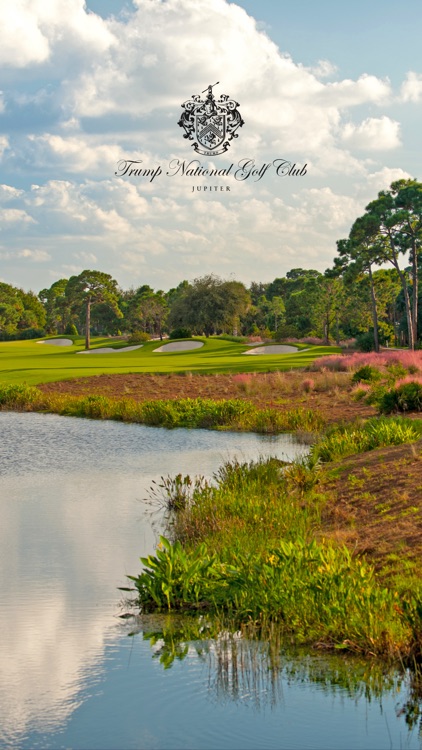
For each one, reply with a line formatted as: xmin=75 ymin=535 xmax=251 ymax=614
xmin=0 ymin=384 xmax=325 ymax=434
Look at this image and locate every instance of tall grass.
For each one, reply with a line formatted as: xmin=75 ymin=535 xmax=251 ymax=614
xmin=311 ymin=416 xmax=422 ymax=463
xmin=0 ymin=385 xmax=325 ymax=434
xmin=311 ymin=350 xmax=422 ymax=373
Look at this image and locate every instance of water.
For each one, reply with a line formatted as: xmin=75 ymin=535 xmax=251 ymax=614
xmin=0 ymin=412 xmax=420 ymax=749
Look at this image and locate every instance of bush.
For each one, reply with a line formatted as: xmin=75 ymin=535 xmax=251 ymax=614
xmin=169 ymin=328 xmax=192 ymax=340
xmin=351 ymin=365 xmax=382 ymax=384
xmin=64 ymin=323 xmax=78 ymax=336
xmin=214 ymin=334 xmax=248 ymax=343
xmin=128 ymin=331 xmax=150 ymax=343
xmin=355 ymin=331 xmax=376 ymax=352
xmin=379 ymin=380 xmax=422 ymax=414
xmin=0 ymin=328 xmax=46 ymax=341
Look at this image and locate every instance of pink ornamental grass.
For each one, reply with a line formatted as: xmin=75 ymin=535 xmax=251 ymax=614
xmin=393 ymin=375 xmax=422 ymax=389
xmin=301 ymin=378 xmax=315 ymax=393
xmin=311 ymin=350 xmax=422 ymax=372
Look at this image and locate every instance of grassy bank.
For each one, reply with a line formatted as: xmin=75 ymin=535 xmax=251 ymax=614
xmin=0 ymin=383 xmax=325 ymax=433
xmin=129 ymin=424 xmax=422 ymax=661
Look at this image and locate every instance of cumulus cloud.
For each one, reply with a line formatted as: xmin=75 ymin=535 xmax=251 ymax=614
xmin=400 ymin=71 xmax=422 ymax=103
xmin=0 ymin=0 xmax=114 ymax=69
xmin=0 ymin=208 xmax=35 ymax=224
xmin=0 ymin=0 xmax=417 ymax=292
xmin=341 ymin=116 xmax=401 ymax=151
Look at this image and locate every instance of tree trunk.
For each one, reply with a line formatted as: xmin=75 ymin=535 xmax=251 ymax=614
xmin=397 ymin=267 xmax=414 ymax=349
xmin=412 ymin=240 xmax=419 ymax=347
xmin=368 ymin=265 xmax=380 ymax=353
xmin=85 ymin=298 xmax=91 ymax=350
xmin=387 ymin=236 xmax=414 ymax=349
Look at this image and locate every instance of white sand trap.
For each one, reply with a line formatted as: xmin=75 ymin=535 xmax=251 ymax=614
xmin=37 ymin=338 xmax=73 ymax=346
xmin=77 ymin=345 xmax=143 ymax=354
xmin=154 ymin=341 xmax=204 ymax=353
xmin=244 ymin=345 xmax=298 ymax=355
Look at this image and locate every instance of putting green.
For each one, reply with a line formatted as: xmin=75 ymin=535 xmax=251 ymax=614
xmin=0 ymin=336 xmax=340 ymax=385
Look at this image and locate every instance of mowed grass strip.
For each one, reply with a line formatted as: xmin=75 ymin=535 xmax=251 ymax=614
xmin=0 ymin=336 xmax=340 ymax=385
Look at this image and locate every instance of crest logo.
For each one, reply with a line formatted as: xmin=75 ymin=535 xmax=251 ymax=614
xmin=178 ymin=82 xmax=244 ymax=156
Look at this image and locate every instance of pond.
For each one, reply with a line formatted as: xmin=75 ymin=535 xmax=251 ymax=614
xmin=0 ymin=412 xmax=420 ymax=749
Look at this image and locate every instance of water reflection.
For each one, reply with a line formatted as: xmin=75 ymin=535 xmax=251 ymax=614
xmin=0 ymin=412 xmax=306 ymax=749
xmin=134 ymin=614 xmax=422 ymax=733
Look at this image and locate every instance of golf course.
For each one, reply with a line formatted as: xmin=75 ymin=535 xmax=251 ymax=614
xmin=0 ymin=335 xmax=339 ymax=385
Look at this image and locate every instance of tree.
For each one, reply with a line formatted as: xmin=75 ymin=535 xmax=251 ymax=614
xmin=366 ymin=189 xmax=415 ymax=349
xmin=0 ymin=282 xmax=45 ymax=338
xmin=39 ymin=279 xmax=70 ymax=333
xmin=168 ymin=275 xmax=250 ymax=336
xmin=66 ymin=270 xmax=122 ymax=350
xmin=335 ymin=216 xmax=385 ymax=352
xmin=390 ymin=179 xmax=422 ymax=347
xmin=128 ymin=287 xmax=169 ymax=338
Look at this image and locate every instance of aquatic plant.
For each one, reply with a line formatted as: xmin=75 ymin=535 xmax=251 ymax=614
xmin=129 ymin=454 xmax=422 ymax=658
xmin=311 ymin=417 xmax=422 ymax=463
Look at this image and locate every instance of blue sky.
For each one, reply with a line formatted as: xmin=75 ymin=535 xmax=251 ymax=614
xmin=0 ymin=0 xmax=421 ymax=293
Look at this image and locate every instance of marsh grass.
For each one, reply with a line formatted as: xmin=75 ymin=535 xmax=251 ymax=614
xmin=0 ymin=385 xmax=325 ymax=434
xmin=130 ymin=456 xmax=418 ymax=657
xmin=311 ymin=417 xmax=422 ymax=463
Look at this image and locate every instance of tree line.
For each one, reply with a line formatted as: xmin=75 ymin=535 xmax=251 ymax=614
xmin=1 ymin=178 xmax=421 ymax=350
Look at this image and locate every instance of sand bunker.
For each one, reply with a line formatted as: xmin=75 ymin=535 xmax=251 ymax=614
xmin=38 ymin=339 xmax=73 ymax=346
xmin=153 ymin=341 xmax=204 ymax=353
xmin=77 ymin=345 xmax=143 ymax=355
xmin=244 ymin=345 xmax=298 ymax=355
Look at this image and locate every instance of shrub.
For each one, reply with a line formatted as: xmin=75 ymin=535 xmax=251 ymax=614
xmin=169 ymin=328 xmax=192 ymax=340
xmin=214 ymin=334 xmax=247 ymax=343
xmin=351 ymin=365 xmax=382 ymax=384
xmin=128 ymin=331 xmax=150 ymax=343
xmin=351 ymin=383 xmax=371 ymax=401
xmin=64 ymin=323 xmax=78 ymax=336
xmin=379 ymin=380 xmax=422 ymax=414
xmin=355 ymin=331 xmax=376 ymax=352
xmin=0 ymin=383 xmax=41 ymax=407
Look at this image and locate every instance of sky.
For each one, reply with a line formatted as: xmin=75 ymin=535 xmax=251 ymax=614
xmin=0 ymin=0 xmax=421 ymax=294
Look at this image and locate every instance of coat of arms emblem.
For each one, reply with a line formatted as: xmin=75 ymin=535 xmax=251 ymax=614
xmin=178 ymin=83 xmax=244 ymax=156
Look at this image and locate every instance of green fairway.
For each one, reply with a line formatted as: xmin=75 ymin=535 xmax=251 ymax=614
xmin=0 ymin=336 xmax=340 ymax=385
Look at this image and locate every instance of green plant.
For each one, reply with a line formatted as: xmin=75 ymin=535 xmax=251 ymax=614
xmin=379 ymin=382 xmax=422 ymax=414
xmin=129 ymin=536 xmax=228 ymax=611
xmin=64 ymin=323 xmax=78 ymax=336
xmin=127 ymin=331 xmax=150 ymax=343
xmin=169 ymin=328 xmax=192 ymax=340
xmin=311 ymin=417 xmax=422 ymax=463
xmin=351 ymin=365 xmax=382 ymax=384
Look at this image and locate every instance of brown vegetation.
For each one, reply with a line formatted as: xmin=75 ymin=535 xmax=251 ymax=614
xmin=38 ymin=370 xmax=375 ymax=424
xmin=320 ymin=439 xmax=422 ymax=581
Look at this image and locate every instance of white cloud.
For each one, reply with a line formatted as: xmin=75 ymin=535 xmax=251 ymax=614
xmin=0 ymin=136 xmax=9 ymax=160
xmin=318 ymin=74 xmax=391 ymax=107
xmin=18 ymin=248 xmax=51 ymax=262
xmin=27 ymin=134 xmax=124 ymax=175
xmin=0 ymin=0 xmax=114 ymax=69
xmin=0 ymin=208 xmax=35 ymax=224
xmin=0 ymin=184 xmax=22 ymax=202
xmin=0 ymin=0 xmax=417 ymax=291
xmin=341 ymin=116 xmax=401 ymax=151
xmin=400 ymin=71 xmax=422 ymax=103
xmin=307 ymin=60 xmax=338 ymax=79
